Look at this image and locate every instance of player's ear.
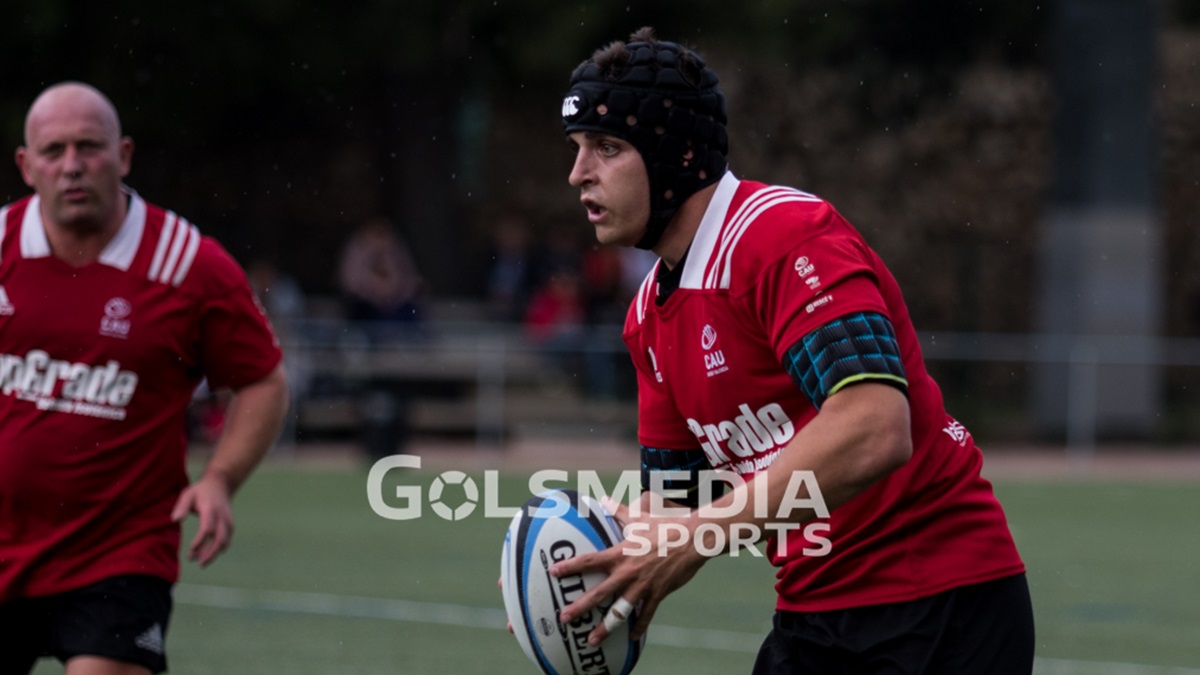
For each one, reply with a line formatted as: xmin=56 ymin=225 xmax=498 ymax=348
xmin=14 ymin=147 xmax=33 ymax=187
xmin=118 ymin=136 xmax=134 ymax=177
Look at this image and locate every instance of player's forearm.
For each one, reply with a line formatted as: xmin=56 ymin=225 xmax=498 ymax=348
xmin=690 ymin=383 xmax=911 ymax=552
xmin=203 ymin=365 xmax=290 ymax=494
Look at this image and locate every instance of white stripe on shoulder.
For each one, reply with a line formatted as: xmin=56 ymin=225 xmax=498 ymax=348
xmin=159 ymin=218 xmax=190 ymax=283
xmin=19 ymin=196 xmax=51 ymax=258
xmin=148 ymin=212 xmax=178 ymax=281
xmin=0 ymin=205 xmax=8 ymax=248
xmin=171 ymin=224 xmax=202 ymax=286
xmin=706 ymin=186 xmax=821 ymax=290
xmin=704 ymin=186 xmax=794 ymax=288
xmin=634 ymin=264 xmax=658 ymax=325
xmin=155 ymin=218 xmax=195 ymax=286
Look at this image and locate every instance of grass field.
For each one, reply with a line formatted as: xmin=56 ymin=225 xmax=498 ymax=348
xmin=32 ymin=454 xmax=1200 ymax=674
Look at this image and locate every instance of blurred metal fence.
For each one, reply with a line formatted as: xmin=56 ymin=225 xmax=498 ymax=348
xmin=920 ymin=332 xmax=1200 ymax=457
xmin=277 ymin=316 xmax=1200 ymax=454
xmin=279 ymin=317 xmax=633 ymax=451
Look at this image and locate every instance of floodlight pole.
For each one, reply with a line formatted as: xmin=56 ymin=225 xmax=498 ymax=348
xmin=1033 ymin=0 xmax=1164 ymax=442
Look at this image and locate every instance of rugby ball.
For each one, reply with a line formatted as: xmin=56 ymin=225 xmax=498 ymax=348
xmin=501 ymin=489 xmax=645 ymax=675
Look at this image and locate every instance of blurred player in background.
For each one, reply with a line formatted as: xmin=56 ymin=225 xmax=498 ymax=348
xmin=550 ymin=28 xmax=1034 ymax=674
xmin=0 ymin=82 xmax=289 ymax=674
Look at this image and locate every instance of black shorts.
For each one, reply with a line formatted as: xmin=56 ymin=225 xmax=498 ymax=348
xmin=752 ymin=574 xmax=1034 ymax=675
xmin=0 ymin=574 xmax=172 ymax=674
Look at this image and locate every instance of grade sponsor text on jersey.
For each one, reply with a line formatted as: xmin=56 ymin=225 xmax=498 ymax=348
xmin=0 ymin=349 xmax=138 ymax=420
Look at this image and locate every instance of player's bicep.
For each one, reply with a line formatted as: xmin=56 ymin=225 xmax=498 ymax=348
xmin=782 ymin=311 xmax=908 ymax=410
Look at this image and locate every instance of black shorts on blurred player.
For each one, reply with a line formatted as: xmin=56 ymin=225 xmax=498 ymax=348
xmin=752 ymin=573 xmax=1034 ymax=675
xmin=0 ymin=574 xmax=172 ymax=674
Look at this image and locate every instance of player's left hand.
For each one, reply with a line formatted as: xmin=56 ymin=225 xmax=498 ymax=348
xmin=171 ymin=470 xmax=235 ymax=567
xmin=549 ymin=491 xmax=708 ymax=647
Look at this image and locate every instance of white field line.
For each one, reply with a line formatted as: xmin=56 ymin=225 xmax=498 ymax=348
xmin=175 ymin=583 xmax=1200 ymax=674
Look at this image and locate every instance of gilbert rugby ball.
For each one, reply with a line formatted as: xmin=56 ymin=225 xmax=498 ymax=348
xmin=501 ymin=489 xmax=645 ymax=675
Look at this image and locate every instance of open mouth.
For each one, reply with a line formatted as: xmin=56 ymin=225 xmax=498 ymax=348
xmin=582 ymin=198 xmax=607 ymax=222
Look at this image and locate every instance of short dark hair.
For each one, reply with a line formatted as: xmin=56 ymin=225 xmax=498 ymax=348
xmin=575 ymin=27 xmax=707 ymax=89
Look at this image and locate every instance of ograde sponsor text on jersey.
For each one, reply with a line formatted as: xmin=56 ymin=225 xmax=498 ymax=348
xmin=0 ymin=349 xmax=138 ymax=419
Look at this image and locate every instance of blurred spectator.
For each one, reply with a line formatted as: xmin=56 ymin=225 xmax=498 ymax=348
xmin=189 ymin=380 xmax=232 ymax=447
xmin=337 ymin=217 xmax=425 ymax=461
xmin=524 ymin=261 xmax=623 ymax=399
xmin=485 ymin=213 xmax=538 ymax=322
xmin=338 ymin=216 xmax=425 ymax=331
xmin=580 ymin=243 xmax=624 ymax=324
xmin=579 ymin=244 xmax=628 ymax=399
xmin=619 ymin=247 xmax=659 ymax=300
xmin=524 ymin=264 xmax=587 ymax=345
xmin=248 ymin=258 xmax=307 ymax=340
xmin=247 ymin=259 xmax=310 ymax=452
xmin=534 ymin=229 xmax=584 ymax=290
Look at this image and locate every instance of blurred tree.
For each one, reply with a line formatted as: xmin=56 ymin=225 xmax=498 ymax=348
xmin=3 ymin=0 xmax=1191 ymax=337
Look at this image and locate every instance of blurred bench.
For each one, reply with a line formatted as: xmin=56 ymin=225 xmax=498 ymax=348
xmin=283 ymin=298 xmax=636 ymax=445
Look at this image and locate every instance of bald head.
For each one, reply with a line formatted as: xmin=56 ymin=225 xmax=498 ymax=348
xmin=16 ymin=81 xmax=134 ymax=246
xmin=24 ymin=82 xmax=123 ymax=148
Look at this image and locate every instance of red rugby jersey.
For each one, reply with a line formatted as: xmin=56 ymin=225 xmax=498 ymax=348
xmin=624 ymin=174 xmax=1024 ymax=612
xmin=0 ymin=190 xmax=282 ymax=601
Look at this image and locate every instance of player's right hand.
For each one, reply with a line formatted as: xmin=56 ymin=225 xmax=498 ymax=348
xmin=549 ymin=491 xmax=708 ymax=646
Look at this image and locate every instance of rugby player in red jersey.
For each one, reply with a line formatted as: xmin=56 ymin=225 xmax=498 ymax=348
xmin=550 ymin=28 xmax=1034 ymax=674
xmin=0 ymin=82 xmax=289 ymax=674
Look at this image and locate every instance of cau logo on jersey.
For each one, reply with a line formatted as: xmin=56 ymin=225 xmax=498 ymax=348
xmin=100 ymin=297 xmax=132 ymax=339
xmin=794 ymin=255 xmax=821 ymax=291
xmin=701 ymin=324 xmax=728 ymax=377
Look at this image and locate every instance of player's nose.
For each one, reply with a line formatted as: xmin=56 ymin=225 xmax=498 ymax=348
xmin=62 ymin=147 xmax=86 ymax=177
xmin=568 ymin=147 xmax=593 ymax=188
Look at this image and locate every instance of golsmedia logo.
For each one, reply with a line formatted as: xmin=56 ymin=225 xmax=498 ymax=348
xmin=367 ymin=454 xmax=832 ymax=559
xmin=0 ymin=349 xmax=138 ymax=420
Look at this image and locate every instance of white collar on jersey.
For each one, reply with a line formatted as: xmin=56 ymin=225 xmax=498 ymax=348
xmin=678 ymin=171 xmax=740 ymax=290
xmin=20 ymin=185 xmax=146 ymax=271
